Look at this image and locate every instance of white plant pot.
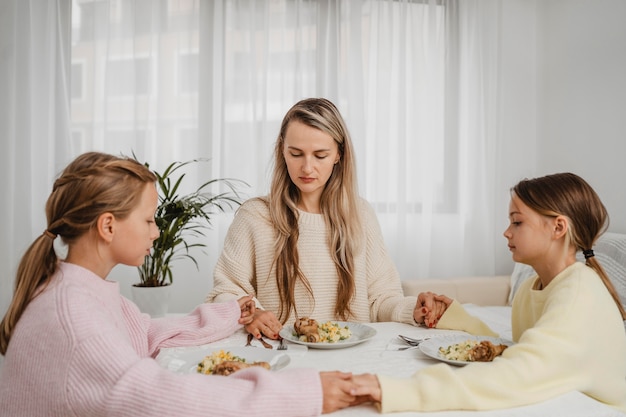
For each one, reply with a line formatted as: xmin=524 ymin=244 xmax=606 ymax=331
xmin=131 ymin=284 xmax=172 ymax=318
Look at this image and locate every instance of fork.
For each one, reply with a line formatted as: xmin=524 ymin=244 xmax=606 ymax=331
xmin=277 ymin=336 xmax=287 ymax=350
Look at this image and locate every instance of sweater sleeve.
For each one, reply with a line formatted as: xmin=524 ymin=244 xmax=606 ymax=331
xmin=67 ymin=330 xmax=323 ymax=417
xmin=434 ymin=300 xmax=498 ymax=337
xmin=206 ymin=200 xmax=267 ymax=309
xmin=360 ymin=201 xmax=417 ymax=324
xmin=120 ymin=297 xmax=244 ymax=357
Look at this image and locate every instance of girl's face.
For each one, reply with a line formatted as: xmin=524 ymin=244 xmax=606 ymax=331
xmin=282 ymin=120 xmax=340 ymax=206
xmin=111 ymin=183 xmax=160 ymax=267
xmin=503 ymin=194 xmax=555 ymax=267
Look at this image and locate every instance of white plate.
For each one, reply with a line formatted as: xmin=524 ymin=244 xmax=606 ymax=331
xmin=419 ymin=334 xmax=514 ymax=366
xmin=279 ymin=321 xmax=377 ymax=349
xmin=162 ymin=346 xmax=291 ymax=374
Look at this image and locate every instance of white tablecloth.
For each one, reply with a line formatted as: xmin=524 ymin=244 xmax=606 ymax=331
xmin=157 ymin=306 xmax=624 ymax=417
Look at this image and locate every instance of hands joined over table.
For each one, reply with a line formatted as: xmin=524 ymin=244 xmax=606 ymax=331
xmin=320 ymin=372 xmax=382 ymax=414
xmin=413 ymin=292 xmax=453 ymax=328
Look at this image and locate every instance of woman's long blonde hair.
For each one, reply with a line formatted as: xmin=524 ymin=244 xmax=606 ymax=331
xmin=0 ymin=152 xmax=157 ymax=355
xmin=513 ymin=172 xmax=626 ymax=319
xmin=263 ymin=98 xmax=362 ymax=323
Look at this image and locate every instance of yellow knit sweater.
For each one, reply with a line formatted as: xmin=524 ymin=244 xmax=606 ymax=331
xmin=378 ymin=262 xmax=626 ymax=413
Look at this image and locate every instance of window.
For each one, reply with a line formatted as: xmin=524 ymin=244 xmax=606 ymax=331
xmin=71 ymin=61 xmax=84 ymax=100
xmin=106 ymin=56 xmax=153 ymax=98
xmin=177 ymin=52 xmax=198 ymax=95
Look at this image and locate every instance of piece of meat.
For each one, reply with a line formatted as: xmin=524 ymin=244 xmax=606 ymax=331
xmin=305 ymin=332 xmax=321 ymax=343
xmin=212 ymin=360 xmax=271 ymax=376
xmin=294 ymin=317 xmax=319 ymax=336
xmin=469 ymin=340 xmax=508 ymax=362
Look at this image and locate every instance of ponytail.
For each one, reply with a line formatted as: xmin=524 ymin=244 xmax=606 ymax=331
xmin=585 ymin=255 xmax=626 ymax=320
xmin=0 ymin=233 xmax=59 ymax=355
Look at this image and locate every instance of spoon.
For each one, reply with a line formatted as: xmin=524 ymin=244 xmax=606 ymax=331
xmin=398 ymin=335 xmax=427 ymax=346
xmin=396 ymin=345 xmax=422 ymax=351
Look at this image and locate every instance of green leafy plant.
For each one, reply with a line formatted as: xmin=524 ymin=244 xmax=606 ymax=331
xmin=136 ymin=159 xmax=246 ymax=287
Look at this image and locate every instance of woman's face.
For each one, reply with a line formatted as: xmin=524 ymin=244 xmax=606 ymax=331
xmin=282 ymin=120 xmax=340 ymax=208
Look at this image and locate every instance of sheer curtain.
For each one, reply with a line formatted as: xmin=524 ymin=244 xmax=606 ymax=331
xmin=0 ymin=0 xmax=72 ymax=343
xmin=0 ymin=0 xmax=505 ymax=320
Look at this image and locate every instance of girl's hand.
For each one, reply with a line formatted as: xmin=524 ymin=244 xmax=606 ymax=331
xmin=414 ymin=292 xmax=453 ymax=328
xmin=320 ymin=372 xmax=360 ymax=414
xmin=350 ymin=373 xmax=381 ymax=404
xmin=244 ymin=309 xmax=283 ymax=340
xmin=236 ymin=295 xmax=256 ymax=325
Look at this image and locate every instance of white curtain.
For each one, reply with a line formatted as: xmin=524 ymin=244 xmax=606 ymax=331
xmin=0 ymin=0 xmax=72 ymax=342
xmin=0 ymin=0 xmax=504 ymax=319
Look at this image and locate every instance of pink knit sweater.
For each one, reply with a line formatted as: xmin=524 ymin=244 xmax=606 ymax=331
xmin=0 ymin=262 xmax=322 ymax=416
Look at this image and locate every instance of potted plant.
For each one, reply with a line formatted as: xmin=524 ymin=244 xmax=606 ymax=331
xmin=132 ymin=158 xmax=246 ymax=316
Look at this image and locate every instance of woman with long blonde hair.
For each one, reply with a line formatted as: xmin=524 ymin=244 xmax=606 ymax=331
xmin=208 ymin=98 xmax=422 ymax=340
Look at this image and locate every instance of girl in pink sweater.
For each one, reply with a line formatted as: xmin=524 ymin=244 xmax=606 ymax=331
xmin=0 ymin=152 xmax=363 ymax=417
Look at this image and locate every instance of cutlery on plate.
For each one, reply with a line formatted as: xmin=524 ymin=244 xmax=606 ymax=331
xmin=245 ymin=333 xmax=274 ymax=349
xmin=398 ymin=335 xmax=428 ymax=346
xmin=396 ymin=345 xmax=421 ymax=351
xmin=258 ymin=336 xmax=274 ymax=349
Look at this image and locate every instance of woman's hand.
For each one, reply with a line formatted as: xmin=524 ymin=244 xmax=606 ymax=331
xmin=320 ymin=372 xmax=360 ymax=414
xmin=236 ymin=295 xmax=256 ymax=325
xmin=413 ymin=291 xmax=453 ymax=328
xmin=244 ymin=309 xmax=283 ymax=340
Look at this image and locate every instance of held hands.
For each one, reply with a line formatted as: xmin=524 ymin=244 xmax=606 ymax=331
xmin=413 ymin=291 xmax=453 ymax=328
xmin=320 ymin=372 xmax=381 ymax=414
xmin=236 ymin=295 xmax=256 ymax=325
xmin=244 ymin=309 xmax=283 ymax=340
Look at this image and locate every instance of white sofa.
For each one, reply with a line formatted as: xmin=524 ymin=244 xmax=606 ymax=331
xmin=401 ymin=275 xmax=511 ymax=306
xmin=401 ymin=232 xmax=626 ymax=310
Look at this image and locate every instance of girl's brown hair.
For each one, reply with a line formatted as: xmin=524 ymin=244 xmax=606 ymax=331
xmin=262 ymin=98 xmax=362 ymax=323
xmin=513 ymin=172 xmax=626 ymax=319
xmin=0 ymin=152 xmax=157 ymax=355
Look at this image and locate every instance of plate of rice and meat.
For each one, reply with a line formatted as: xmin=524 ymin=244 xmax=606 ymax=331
xmin=419 ymin=335 xmax=514 ymax=366
xmin=279 ymin=317 xmax=377 ymax=349
xmin=162 ymin=346 xmax=291 ymax=376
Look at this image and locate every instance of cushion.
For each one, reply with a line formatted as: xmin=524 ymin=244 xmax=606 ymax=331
xmin=507 ymin=262 xmax=536 ymax=305
xmin=592 ymin=232 xmax=626 ymax=309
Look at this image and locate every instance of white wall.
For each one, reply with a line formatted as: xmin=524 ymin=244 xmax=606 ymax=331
xmin=494 ymin=0 xmax=539 ymax=274
xmin=492 ymin=0 xmax=626 ymax=276
xmin=536 ymin=0 xmax=626 ymax=233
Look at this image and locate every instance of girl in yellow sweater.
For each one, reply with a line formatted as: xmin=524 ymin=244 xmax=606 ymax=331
xmin=353 ymin=172 xmax=626 ymax=413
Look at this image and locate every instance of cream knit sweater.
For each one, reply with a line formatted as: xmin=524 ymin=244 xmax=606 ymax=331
xmin=207 ymin=198 xmax=417 ymax=325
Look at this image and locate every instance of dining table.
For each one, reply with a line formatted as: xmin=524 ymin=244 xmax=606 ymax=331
xmin=156 ymin=307 xmax=624 ymax=417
